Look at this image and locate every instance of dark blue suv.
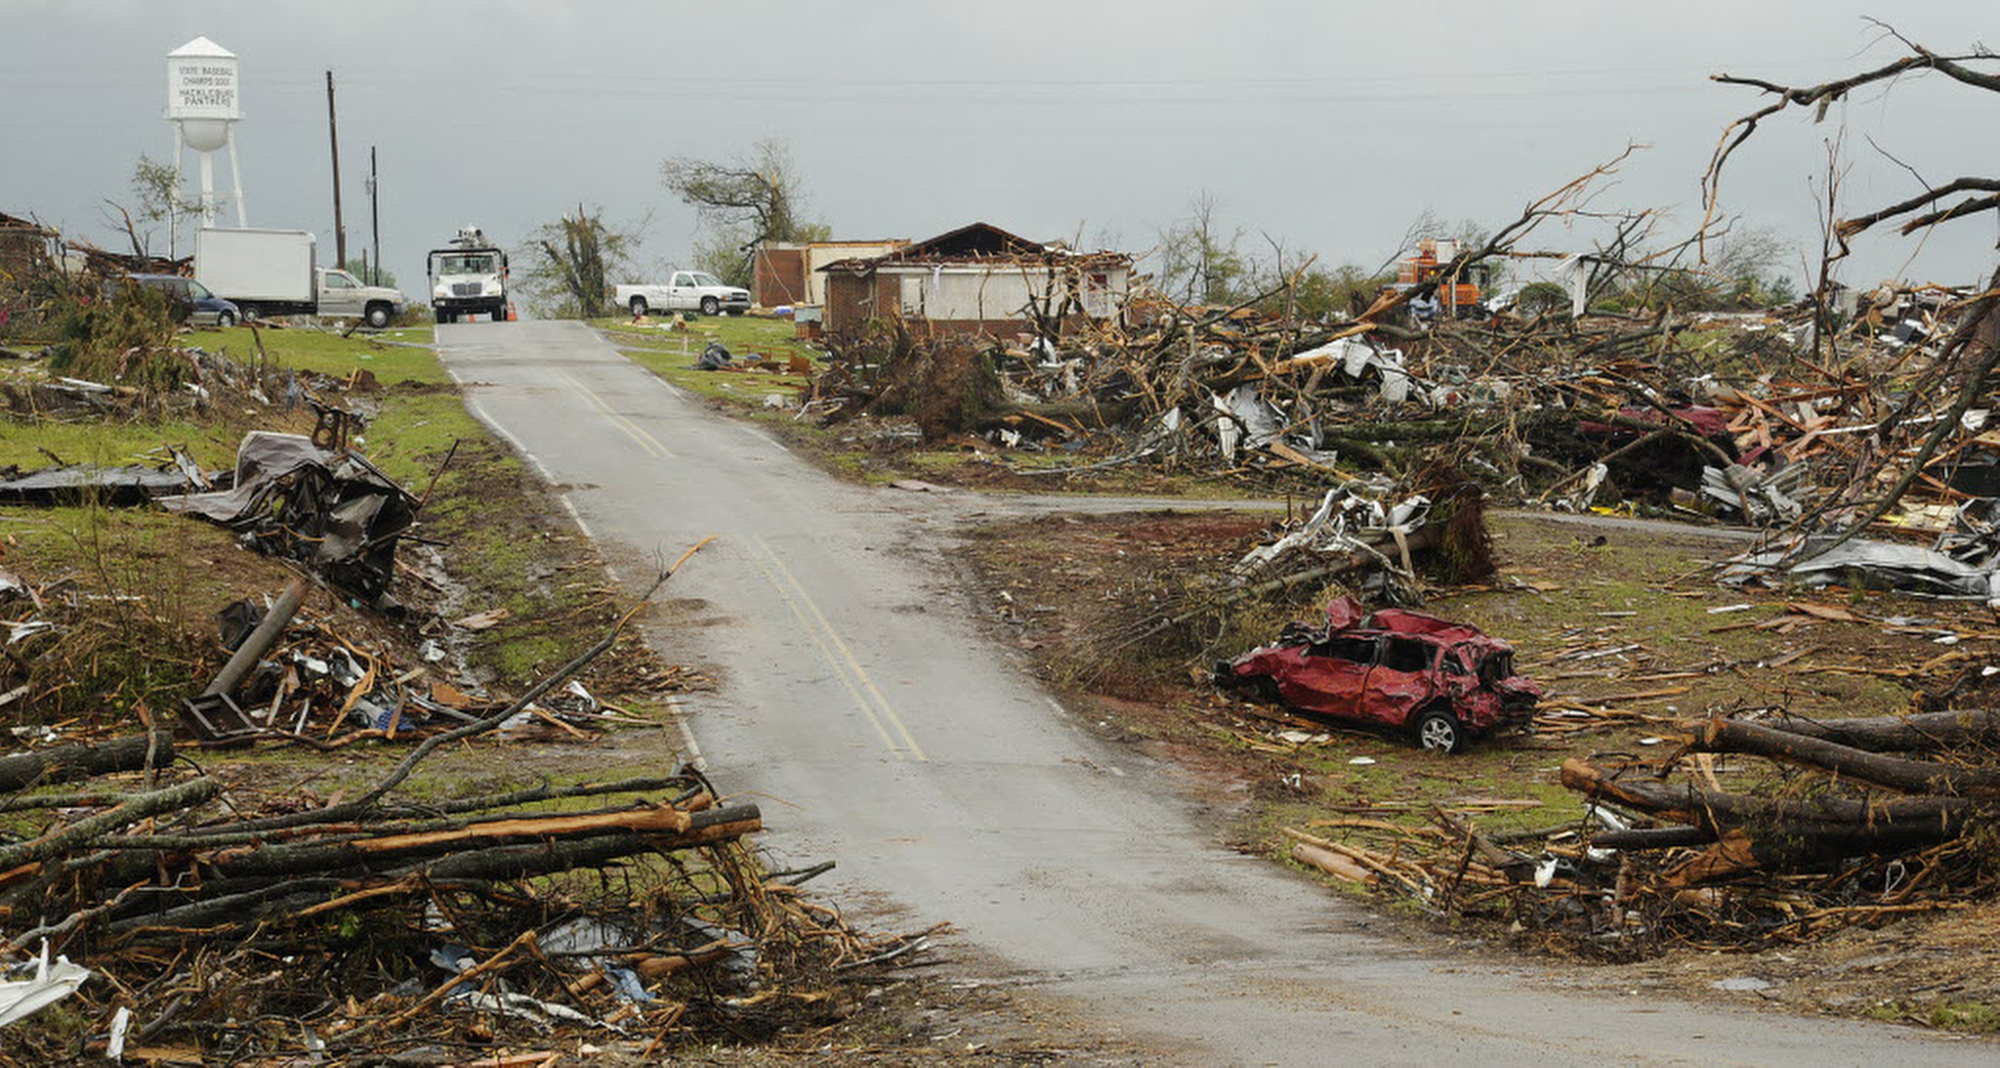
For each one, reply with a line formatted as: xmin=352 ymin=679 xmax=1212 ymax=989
xmin=127 ymin=273 xmax=241 ymax=329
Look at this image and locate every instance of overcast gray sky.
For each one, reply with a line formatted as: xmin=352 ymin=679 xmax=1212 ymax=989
xmin=5 ymin=1 xmax=1994 ymax=296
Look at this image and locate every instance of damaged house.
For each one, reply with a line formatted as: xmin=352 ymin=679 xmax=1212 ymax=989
xmin=751 ymin=238 xmax=910 ymax=308
xmin=818 ymin=222 xmax=1131 ymax=341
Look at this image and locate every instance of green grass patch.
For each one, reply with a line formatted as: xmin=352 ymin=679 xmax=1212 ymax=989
xmin=207 ymin=324 xmax=446 ymax=385
xmin=0 ymin=415 xmax=242 ymax=472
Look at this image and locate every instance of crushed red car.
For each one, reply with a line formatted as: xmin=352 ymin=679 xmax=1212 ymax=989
xmin=1213 ymin=596 xmax=1542 ymax=753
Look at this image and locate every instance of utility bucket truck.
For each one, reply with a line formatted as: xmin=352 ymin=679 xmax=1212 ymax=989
xmin=427 ymin=227 xmax=509 ymax=323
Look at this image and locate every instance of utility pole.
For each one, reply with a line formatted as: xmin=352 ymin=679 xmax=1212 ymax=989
xmin=326 ymin=70 xmax=346 ymax=268
xmin=368 ymin=146 xmax=381 ymax=285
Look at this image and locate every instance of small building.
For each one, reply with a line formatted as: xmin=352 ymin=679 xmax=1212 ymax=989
xmin=817 ymin=222 xmax=1131 ymax=340
xmin=0 ymin=212 xmax=61 ymax=332
xmin=753 ymin=239 xmax=910 ymax=309
xmin=0 ymin=212 xmax=58 ymax=276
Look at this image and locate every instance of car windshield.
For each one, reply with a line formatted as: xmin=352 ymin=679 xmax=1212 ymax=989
xmin=692 ymin=272 xmax=724 ymax=288
xmin=439 ymin=254 xmax=495 ymax=274
xmin=1480 ymin=651 xmax=1514 ymax=684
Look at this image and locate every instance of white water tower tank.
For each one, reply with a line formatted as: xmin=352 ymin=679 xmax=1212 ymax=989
xmin=165 ymin=36 xmax=247 ymax=239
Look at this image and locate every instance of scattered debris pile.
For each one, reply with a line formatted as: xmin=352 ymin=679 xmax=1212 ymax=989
xmin=795 ymin=144 xmax=1997 ymax=581
xmin=0 ymin=428 xmax=425 ymax=610
xmin=1087 ymin=461 xmax=1496 ymax=677
xmin=161 ymin=431 xmax=419 ymax=606
xmin=0 ymin=725 xmax=925 ymax=1061
xmin=1281 ymin=706 xmax=2000 ymax=956
xmin=171 ymin=574 xmax=684 ymax=746
xmin=0 ymin=542 xmax=931 ymax=1061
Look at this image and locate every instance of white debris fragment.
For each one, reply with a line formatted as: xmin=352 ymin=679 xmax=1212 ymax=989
xmin=0 ymin=941 xmax=90 ymax=1028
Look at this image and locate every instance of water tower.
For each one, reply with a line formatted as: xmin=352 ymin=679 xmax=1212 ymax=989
xmin=165 ymin=35 xmax=247 ymax=250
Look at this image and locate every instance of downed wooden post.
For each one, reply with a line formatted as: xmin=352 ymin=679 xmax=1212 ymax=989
xmin=202 ymin=576 xmax=309 ymax=698
xmin=1429 ymin=801 xmax=1534 ymax=882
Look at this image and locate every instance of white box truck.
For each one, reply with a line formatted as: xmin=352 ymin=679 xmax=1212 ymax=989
xmin=194 ymin=228 xmax=409 ymax=328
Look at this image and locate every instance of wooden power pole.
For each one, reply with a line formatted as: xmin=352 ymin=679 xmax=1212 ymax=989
xmin=326 ymin=70 xmax=346 ymax=268
xmin=369 ymin=146 xmax=381 ymax=285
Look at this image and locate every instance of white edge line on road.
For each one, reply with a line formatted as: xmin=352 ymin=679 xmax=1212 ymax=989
xmin=445 ymin=361 xmax=625 ymax=581
xmin=558 ymin=493 xmax=601 ymax=542
xmin=664 ymin=693 xmax=706 ymax=772
xmin=461 ymin=395 xmax=560 ymax=483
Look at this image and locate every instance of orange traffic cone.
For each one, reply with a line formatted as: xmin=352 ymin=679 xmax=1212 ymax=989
xmin=505 ymin=303 xmax=518 ymax=322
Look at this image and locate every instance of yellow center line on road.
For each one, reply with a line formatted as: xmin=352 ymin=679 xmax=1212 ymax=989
xmin=557 ymin=370 xmax=674 ymax=458
xmin=745 ymin=547 xmax=908 ymax=760
xmin=753 ymin=535 xmax=928 ymax=762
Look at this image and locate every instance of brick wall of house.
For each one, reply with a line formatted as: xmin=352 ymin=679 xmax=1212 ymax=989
xmin=753 ymin=248 xmax=806 ymax=308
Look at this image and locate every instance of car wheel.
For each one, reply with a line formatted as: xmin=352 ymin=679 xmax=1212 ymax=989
xmin=241 ymin=305 xmax=261 ymax=322
xmin=630 ymin=296 xmax=648 ymax=316
xmin=438 ymin=310 xmax=455 ymax=324
xmin=700 ymin=296 xmax=719 ymax=317
xmin=1413 ymin=706 xmax=1464 ymax=754
xmin=216 ymin=310 xmax=237 ymax=328
xmin=365 ymin=304 xmax=391 ymax=329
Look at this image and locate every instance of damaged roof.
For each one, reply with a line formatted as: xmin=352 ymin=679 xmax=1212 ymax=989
xmin=0 ymin=211 xmax=57 ymax=236
xmin=819 ymin=221 xmax=1130 ymax=275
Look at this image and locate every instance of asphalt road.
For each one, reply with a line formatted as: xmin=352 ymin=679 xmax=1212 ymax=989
xmin=437 ymin=321 xmax=1989 ymax=1066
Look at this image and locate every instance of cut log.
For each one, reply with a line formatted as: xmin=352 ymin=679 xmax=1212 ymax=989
xmin=1752 ymin=709 xmax=2000 ymax=752
xmin=0 ymin=778 xmax=219 ymax=871
xmin=105 ymin=804 xmax=764 ymax=937
xmin=0 ymin=733 xmax=175 ymax=792
xmin=1559 ymin=758 xmax=1975 ymax=833
xmin=1691 ymin=717 xmax=2000 ymax=797
xmin=170 ymin=802 xmax=752 ymax=882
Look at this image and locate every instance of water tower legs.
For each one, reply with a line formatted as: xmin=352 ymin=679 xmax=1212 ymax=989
xmin=226 ymin=126 xmax=246 ymax=227
xmin=170 ymin=125 xmax=185 ymax=259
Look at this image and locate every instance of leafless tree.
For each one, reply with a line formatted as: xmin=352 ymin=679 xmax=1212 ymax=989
xmin=1704 ymin=22 xmax=2000 ymax=557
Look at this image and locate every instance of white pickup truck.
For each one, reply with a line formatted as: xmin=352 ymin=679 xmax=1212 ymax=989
xmin=614 ymin=270 xmax=751 ymax=317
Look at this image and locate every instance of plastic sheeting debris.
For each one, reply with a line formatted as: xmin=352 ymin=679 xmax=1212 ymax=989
xmin=0 ymin=941 xmax=89 ymax=1028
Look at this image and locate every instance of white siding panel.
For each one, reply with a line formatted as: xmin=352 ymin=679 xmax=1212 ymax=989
xmin=882 ymin=264 xmax=1130 ymax=323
